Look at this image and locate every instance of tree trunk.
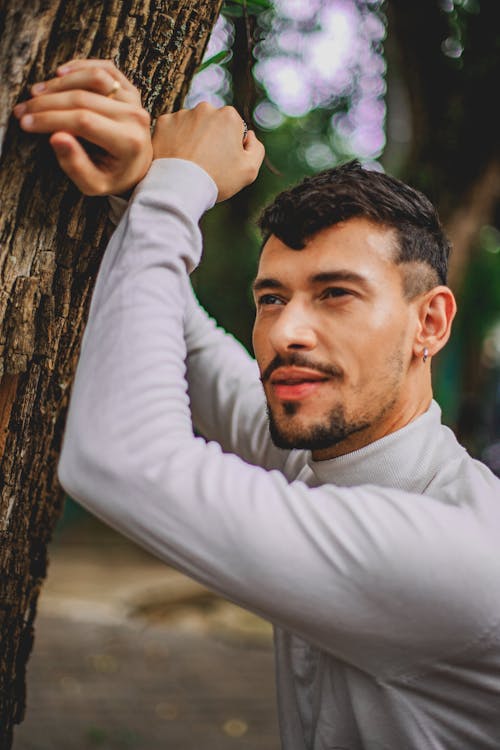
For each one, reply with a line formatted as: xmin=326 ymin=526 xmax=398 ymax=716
xmin=385 ymin=0 xmax=500 ymax=291
xmin=0 ymin=1 xmax=222 ymax=745
xmin=384 ymin=0 xmax=500 ymax=445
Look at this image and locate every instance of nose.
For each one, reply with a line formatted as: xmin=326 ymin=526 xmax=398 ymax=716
xmin=268 ymin=300 xmax=318 ymax=353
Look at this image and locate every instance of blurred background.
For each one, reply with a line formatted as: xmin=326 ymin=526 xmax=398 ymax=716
xmin=187 ymin=0 xmax=500 ymax=465
xmin=15 ymin=1 xmax=500 ymax=748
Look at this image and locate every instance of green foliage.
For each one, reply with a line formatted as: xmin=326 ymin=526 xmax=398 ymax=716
xmin=434 ymin=226 xmax=500 ymax=432
xmin=197 ymin=49 xmax=232 ymax=73
xmin=456 ymin=227 xmax=500 ymax=343
xmin=222 ymin=0 xmax=272 ymax=18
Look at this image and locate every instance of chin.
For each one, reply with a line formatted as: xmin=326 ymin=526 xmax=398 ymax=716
xmin=267 ymin=402 xmax=370 ymax=452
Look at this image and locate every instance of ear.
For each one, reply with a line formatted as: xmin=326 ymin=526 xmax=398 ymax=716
xmin=413 ymin=286 xmax=457 ymax=361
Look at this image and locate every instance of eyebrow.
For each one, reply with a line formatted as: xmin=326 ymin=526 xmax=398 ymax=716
xmin=252 ymin=270 xmax=371 ymax=293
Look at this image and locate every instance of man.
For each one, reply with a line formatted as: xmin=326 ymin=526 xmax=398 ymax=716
xmin=15 ymin=61 xmax=500 ymax=748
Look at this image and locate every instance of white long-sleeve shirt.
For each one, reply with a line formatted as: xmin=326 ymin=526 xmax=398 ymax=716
xmin=59 ymin=159 xmax=500 ymax=749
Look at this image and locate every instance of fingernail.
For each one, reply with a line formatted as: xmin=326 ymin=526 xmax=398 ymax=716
xmin=57 ymin=65 xmax=71 ymax=75
xmin=32 ymin=83 xmax=46 ymax=94
xmin=20 ymin=114 xmax=34 ymax=129
xmin=13 ymin=103 xmax=27 ymax=117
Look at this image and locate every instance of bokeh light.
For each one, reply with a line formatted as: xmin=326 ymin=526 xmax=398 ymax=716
xmin=186 ymin=0 xmax=387 ymax=162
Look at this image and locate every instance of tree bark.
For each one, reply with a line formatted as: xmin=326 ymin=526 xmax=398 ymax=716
xmin=0 ymin=1 xmax=222 ymax=745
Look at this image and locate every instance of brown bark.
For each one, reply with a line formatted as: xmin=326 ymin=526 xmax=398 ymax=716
xmin=0 ymin=0 xmax=222 ymax=745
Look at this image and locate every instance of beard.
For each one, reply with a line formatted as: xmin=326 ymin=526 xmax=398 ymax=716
xmin=263 ymin=348 xmax=405 ymax=453
xmin=267 ymin=402 xmax=373 ymax=451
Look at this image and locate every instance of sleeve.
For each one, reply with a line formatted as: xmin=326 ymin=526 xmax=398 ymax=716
xmin=183 ymin=289 xmax=293 ymax=470
xmin=58 ymin=158 xmax=499 ymax=679
xmin=108 ymin=184 xmax=291 ymax=471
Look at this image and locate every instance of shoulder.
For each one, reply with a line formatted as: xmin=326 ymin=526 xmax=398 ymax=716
xmin=424 ymin=423 xmax=500 ymax=508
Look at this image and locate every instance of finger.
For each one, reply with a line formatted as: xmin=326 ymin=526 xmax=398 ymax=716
xmin=242 ymin=131 xmax=265 ymax=181
xmin=19 ymin=109 xmax=144 ymax=157
xmin=243 ymin=130 xmax=265 ymax=160
xmin=56 ymin=59 xmax=138 ymax=96
xmin=49 ymin=132 xmax=110 ymax=195
xmin=31 ymin=67 xmax=138 ymax=105
xmin=14 ymin=90 xmax=148 ymax=126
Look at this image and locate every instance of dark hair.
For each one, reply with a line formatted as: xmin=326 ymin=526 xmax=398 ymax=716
xmin=258 ymin=160 xmax=450 ymax=297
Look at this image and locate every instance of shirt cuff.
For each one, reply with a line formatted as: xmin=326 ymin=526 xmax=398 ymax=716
xmin=133 ymin=158 xmax=218 ymax=221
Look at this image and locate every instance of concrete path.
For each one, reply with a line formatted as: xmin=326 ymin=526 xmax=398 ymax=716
xmin=13 ymin=514 xmax=280 ymax=750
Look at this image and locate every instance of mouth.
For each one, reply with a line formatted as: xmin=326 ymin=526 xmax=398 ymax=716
xmin=269 ymin=367 xmax=330 ymax=402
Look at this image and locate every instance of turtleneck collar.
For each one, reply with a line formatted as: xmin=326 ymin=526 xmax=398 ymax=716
xmin=302 ymin=400 xmax=454 ymax=494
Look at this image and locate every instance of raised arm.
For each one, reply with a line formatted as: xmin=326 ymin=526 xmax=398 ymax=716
xmin=57 ymin=107 xmax=500 ymax=680
xmin=109 ymin=193 xmax=290 ymax=470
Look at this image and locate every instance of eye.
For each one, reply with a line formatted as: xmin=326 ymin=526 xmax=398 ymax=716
xmin=257 ymin=293 xmax=285 ymax=307
xmin=321 ymin=287 xmax=352 ymax=300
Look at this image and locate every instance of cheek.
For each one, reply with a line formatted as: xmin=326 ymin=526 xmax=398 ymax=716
xmin=358 ymin=298 xmax=411 ymax=344
xmin=252 ymin=322 xmax=267 ymax=369
xmin=325 ymin=306 xmax=410 ymax=375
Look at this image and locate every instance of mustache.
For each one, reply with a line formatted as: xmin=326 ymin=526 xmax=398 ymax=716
xmin=260 ymin=353 xmax=343 ymax=384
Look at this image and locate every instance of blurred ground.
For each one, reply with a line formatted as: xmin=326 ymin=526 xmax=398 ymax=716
xmin=13 ymin=513 xmax=280 ymax=750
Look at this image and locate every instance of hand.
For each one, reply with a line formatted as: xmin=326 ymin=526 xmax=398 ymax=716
xmin=13 ymin=59 xmax=153 ymax=196
xmin=152 ymin=103 xmax=265 ymax=202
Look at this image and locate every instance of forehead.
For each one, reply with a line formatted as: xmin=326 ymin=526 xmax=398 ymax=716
xmin=257 ymin=218 xmax=399 ymax=283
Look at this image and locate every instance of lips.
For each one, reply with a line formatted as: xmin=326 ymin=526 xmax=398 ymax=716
xmin=269 ymin=367 xmax=329 ymax=401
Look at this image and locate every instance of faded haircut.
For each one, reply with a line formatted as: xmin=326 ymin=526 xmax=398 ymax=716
xmin=258 ymin=160 xmax=451 ymax=298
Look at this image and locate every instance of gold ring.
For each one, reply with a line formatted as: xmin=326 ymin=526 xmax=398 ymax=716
xmin=106 ymin=80 xmax=121 ymax=98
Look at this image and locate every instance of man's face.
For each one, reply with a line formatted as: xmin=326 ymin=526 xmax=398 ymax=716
xmin=252 ymin=218 xmax=420 ymax=458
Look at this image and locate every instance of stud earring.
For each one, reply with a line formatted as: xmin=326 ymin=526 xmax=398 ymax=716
xmin=423 ymin=347 xmax=429 ymax=364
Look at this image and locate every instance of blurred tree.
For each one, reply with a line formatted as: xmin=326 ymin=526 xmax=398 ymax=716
xmin=194 ymin=10 xmax=262 ymax=348
xmin=0 ymin=1 xmax=221 ymax=745
xmin=385 ymin=0 xmax=500 ymax=447
xmin=385 ymin=0 xmax=500 ymax=290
